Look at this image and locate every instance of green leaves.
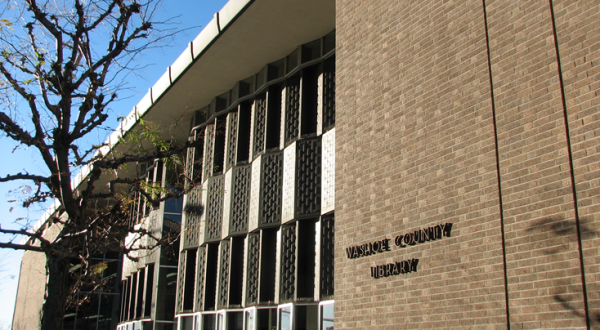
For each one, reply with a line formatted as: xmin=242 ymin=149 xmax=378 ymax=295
xmin=90 ymin=262 xmax=108 ymax=275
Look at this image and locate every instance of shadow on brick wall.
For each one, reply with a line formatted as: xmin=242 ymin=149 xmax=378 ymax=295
xmin=526 ymin=216 xmax=600 ymax=325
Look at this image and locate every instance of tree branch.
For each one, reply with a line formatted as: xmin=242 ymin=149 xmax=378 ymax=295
xmin=72 ymin=4 xmax=151 ymax=92
xmin=0 ymin=227 xmax=54 ymax=251
xmin=0 ymin=111 xmax=36 ymax=146
xmin=23 ymin=22 xmax=60 ymax=118
xmin=0 ymin=242 xmax=43 ymax=252
xmin=25 ymin=0 xmax=64 ymax=76
xmin=23 ymin=191 xmax=54 ymax=208
xmin=0 ymin=172 xmax=50 ymax=183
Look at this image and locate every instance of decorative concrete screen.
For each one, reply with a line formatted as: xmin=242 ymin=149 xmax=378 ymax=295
xmin=171 ymin=31 xmax=336 ymax=330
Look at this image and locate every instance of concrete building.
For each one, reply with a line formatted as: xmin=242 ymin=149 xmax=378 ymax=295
xmin=14 ymin=0 xmax=600 ymax=329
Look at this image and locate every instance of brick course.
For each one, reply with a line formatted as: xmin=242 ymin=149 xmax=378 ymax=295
xmin=336 ymin=0 xmax=599 ymax=328
xmin=337 ymin=1 xmax=507 ymax=328
xmin=486 ymin=0 xmax=586 ymax=329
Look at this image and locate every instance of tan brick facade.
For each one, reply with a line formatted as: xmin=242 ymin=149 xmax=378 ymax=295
xmin=336 ymin=1 xmax=600 ymax=329
xmin=554 ymin=0 xmax=600 ymax=327
xmin=13 ymin=1 xmax=599 ymax=329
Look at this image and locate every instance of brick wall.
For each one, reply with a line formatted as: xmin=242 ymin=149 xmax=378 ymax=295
xmin=553 ymin=0 xmax=600 ymax=326
xmin=486 ymin=0 xmax=584 ymax=328
xmin=336 ymin=0 xmax=600 ymax=329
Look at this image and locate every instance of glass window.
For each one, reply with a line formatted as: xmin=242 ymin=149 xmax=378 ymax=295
xmin=295 ymin=305 xmax=318 ymax=330
xmin=203 ymin=314 xmax=216 ymax=330
xmin=278 ymin=306 xmax=292 ymax=330
xmin=164 ymin=193 xmax=183 ymax=224
xmin=144 ymin=264 xmax=155 ymax=317
xmin=244 ymin=309 xmax=255 ymax=330
xmin=180 ymin=316 xmax=194 ymax=330
xmin=156 ymin=267 xmax=178 ymax=321
xmin=195 ymin=314 xmax=208 ymax=330
xmin=320 ymin=303 xmax=334 ymax=330
xmin=142 ymin=320 xmax=154 ymax=330
xmin=163 ymin=160 xmax=184 ymax=223
xmin=164 ymin=212 xmax=182 ymax=223
xmin=256 ymin=309 xmax=276 ymax=330
xmin=228 ymin=312 xmax=244 ymax=330
xmin=217 ymin=312 xmax=224 ymax=330
xmin=155 ymin=322 xmax=175 ymax=330
xmin=164 ymin=195 xmax=184 ymax=214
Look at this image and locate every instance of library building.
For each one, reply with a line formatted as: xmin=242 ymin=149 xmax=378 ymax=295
xmin=13 ymin=0 xmax=600 ymax=329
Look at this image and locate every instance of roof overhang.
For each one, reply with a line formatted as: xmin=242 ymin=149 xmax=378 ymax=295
xmin=145 ymin=0 xmax=336 ymax=142
xmin=29 ymin=0 xmax=335 ymax=237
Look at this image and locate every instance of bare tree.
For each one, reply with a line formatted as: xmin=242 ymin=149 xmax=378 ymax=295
xmin=0 ymin=1 xmax=191 ymax=329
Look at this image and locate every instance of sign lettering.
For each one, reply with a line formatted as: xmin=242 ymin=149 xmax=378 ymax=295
xmin=343 ymin=223 xmax=453 ymax=279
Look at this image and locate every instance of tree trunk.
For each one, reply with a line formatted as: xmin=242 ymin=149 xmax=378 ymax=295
xmin=41 ymin=255 xmax=69 ymax=330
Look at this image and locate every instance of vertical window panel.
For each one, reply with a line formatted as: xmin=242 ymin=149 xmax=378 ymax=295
xmin=144 ymin=264 xmax=154 ymax=318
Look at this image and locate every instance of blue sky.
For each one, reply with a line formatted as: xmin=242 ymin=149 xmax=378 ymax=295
xmin=0 ymin=0 xmax=228 ymax=326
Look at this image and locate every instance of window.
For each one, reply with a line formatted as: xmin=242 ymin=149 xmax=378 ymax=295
xmin=144 ymin=264 xmax=155 ymax=318
xmin=277 ymin=304 xmax=318 ymax=330
xmin=214 ymin=309 xmax=243 ymax=330
xmin=278 ymin=305 xmax=292 ymax=330
xmin=244 ymin=307 xmax=277 ymax=330
xmin=202 ymin=313 xmax=216 ymax=330
xmin=244 ymin=309 xmax=254 ymax=330
xmin=294 ymin=304 xmax=318 ymax=330
xmin=227 ymin=311 xmax=243 ymax=330
xmin=178 ymin=315 xmax=194 ymax=330
xmin=156 ymin=266 xmax=178 ymax=321
xmin=319 ymin=301 xmax=334 ymax=330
